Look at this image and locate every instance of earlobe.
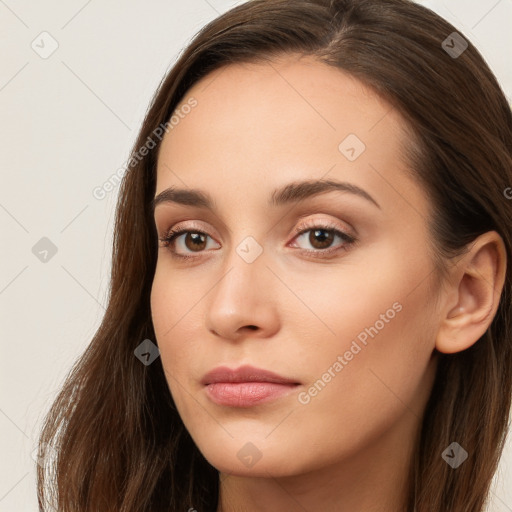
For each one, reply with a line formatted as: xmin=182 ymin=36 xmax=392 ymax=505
xmin=435 ymin=231 xmax=507 ymax=355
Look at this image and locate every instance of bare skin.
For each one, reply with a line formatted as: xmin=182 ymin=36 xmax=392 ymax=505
xmin=150 ymin=54 xmax=506 ymax=512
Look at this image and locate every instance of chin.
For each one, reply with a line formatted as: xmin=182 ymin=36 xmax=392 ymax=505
xmin=195 ymin=438 xmax=311 ymax=478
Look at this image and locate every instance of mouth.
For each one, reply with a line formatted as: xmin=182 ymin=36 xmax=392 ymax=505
xmin=201 ymin=364 xmax=301 ymax=407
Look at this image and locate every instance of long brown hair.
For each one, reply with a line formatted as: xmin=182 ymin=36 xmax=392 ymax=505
xmin=37 ymin=0 xmax=512 ymax=510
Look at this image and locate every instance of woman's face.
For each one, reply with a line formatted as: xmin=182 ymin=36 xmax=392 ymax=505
xmin=151 ymin=54 xmax=440 ymax=477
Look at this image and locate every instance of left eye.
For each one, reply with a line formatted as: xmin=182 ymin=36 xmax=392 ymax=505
xmin=291 ymin=226 xmax=355 ymax=253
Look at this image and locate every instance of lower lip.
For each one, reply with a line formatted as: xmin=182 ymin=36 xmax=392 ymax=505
xmin=204 ymin=382 xmax=299 ymax=407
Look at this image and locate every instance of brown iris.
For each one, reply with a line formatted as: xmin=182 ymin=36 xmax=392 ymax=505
xmin=184 ymin=232 xmax=208 ymax=252
xmin=308 ymin=229 xmax=335 ymax=249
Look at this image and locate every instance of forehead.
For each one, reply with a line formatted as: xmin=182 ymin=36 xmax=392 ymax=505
xmin=154 ymin=54 xmax=422 ymax=218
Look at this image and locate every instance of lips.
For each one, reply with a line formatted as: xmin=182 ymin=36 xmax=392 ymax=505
xmin=200 ymin=364 xmax=300 ymax=385
xmin=201 ymin=364 xmax=301 ymax=407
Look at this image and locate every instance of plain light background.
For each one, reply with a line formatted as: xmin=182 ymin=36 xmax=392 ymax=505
xmin=1 ymin=1 xmax=511 ymax=510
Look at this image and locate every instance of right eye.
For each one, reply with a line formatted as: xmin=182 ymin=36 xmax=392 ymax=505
xmin=159 ymin=227 xmax=220 ymax=260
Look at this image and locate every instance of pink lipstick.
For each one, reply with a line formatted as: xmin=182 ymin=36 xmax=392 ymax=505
xmin=201 ymin=364 xmax=300 ymax=407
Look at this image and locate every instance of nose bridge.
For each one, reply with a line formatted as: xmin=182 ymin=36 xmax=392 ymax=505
xmin=216 ymin=233 xmax=267 ymax=299
xmin=205 ymin=231 xmax=275 ymax=336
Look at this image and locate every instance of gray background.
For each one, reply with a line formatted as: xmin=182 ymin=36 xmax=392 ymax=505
xmin=1 ymin=0 xmax=511 ymax=510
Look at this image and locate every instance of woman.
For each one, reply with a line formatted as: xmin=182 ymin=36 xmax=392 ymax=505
xmin=37 ymin=0 xmax=512 ymax=511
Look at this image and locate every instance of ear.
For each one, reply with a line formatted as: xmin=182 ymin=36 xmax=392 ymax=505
xmin=435 ymin=231 xmax=507 ymax=354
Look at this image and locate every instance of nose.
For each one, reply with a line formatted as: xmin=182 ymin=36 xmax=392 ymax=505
xmin=204 ymin=240 xmax=280 ymax=341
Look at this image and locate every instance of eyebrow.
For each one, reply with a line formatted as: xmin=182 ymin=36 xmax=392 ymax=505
xmin=151 ymin=178 xmax=381 ymax=212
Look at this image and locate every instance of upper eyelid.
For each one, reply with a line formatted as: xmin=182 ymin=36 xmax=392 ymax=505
xmin=159 ymin=218 xmax=351 ymax=238
xmin=158 ymin=210 xmax=354 ymax=231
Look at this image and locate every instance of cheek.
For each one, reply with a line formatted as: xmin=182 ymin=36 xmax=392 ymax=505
xmin=150 ymin=265 xmax=201 ymax=384
xmin=150 ymin=277 xmax=201 ymax=424
xmin=285 ymin=240 xmax=432 ymax=361
xmin=291 ymin=248 xmax=436 ymax=455
xmin=150 ymin=260 xmax=205 ymax=338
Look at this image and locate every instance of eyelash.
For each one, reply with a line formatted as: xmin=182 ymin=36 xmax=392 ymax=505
xmin=158 ymin=220 xmax=357 ymax=261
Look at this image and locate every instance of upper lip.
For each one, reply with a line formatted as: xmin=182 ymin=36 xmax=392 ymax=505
xmin=201 ymin=364 xmax=300 ymax=385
